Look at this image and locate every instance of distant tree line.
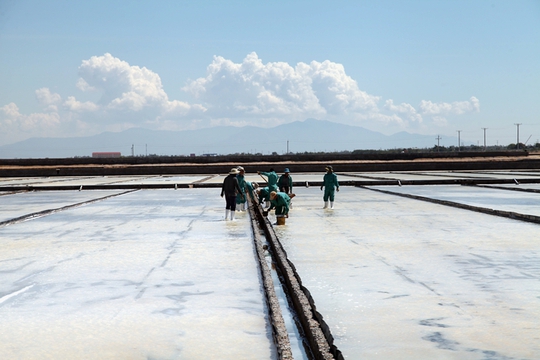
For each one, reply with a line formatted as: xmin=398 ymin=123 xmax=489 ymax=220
xmin=72 ymin=142 xmax=539 ymax=159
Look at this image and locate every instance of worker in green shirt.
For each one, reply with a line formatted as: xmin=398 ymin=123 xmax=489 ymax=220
xmin=256 ymin=187 xmax=271 ymax=208
xmin=258 ymin=168 xmax=278 ymax=193
xmin=320 ymin=165 xmax=339 ymax=209
xmin=268 ymin=191 xmax=291 ymax=216
xmin=235 ymin=166 xmax=247 ymax=211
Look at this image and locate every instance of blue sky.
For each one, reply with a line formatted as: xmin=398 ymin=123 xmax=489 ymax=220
xmin=1 ymin=0 xmax=539 ymax=149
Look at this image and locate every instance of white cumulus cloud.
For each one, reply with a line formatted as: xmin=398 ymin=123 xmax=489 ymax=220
xmin=381 ymin=96 xmax=480 ymax=132
xmin=36 ymin=88 xmax=61 ymax=106
xmin=0 ymin=102 xmax=62 ymax=135
xmin=419 ymin=96 xmax=480 ymax=116
xmin=76 ymin=53 xmax=200 ymax=118
xmin=183 ymin=52 xmax=380 ymax=120
xmin=0 ymin=52 xmax=481 ymax=145
xmin=64 ymin=96 xmax=99 ymax=112
xmin=384 ymin=100 xmax=423 ymax=123
xmin=1 ymin=103 xmax=21 ymax=120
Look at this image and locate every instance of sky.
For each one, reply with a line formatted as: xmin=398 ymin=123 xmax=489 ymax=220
xmin=1 ymin=0 xmax=539 ymax=150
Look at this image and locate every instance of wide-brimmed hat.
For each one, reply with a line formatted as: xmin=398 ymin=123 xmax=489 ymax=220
xmin=284 ymin=168 xmax=290 ymax=173
xmin=229 ymin=168 xmax=239 ymax=174
xmin=270 ymin=191 xmax=277 ymax=199
xmin=237 ymin=166 xmax=245 ymax=172
xmin=325 ymin=165 xmax=333 ymax=172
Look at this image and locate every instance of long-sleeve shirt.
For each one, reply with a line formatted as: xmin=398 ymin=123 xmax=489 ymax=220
xmin=260 ymin=171 xmax=278 ymax=188
xmin=258 ymin=187 xmax=270 ymax=203
xmin=323 ymin=172 xmax=339 ymax=189
xmin=268 ymin=192 xmax=291 ymax=215
xmin=278 ymin=174 xmax=293 ymax=192
xmin=221 ymin=174 xmax=242 ymax=197
xmin=236 ymin=174 xmax=247 ymax=203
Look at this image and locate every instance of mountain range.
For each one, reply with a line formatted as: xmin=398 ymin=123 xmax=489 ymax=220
xmin=0 ymin=119 xmax=453 ymax=159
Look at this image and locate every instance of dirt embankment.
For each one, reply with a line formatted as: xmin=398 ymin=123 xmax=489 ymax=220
xmin=0 ymin=153 xmax=539 ymax=177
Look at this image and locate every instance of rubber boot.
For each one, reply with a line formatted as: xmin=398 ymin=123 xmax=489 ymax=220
xmin=225 ymin=209 xmax=230 ymax=220
xmin=330 ymin=201 xmax=334 ymax=209
xmin=230 ymin=210 xmax=235 ymax=221
xmin=323 ymin=201 xmax=328 ymax=209
xmin=266 ymin=201 xmax=270 ymax=208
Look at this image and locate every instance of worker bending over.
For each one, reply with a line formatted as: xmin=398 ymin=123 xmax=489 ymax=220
xmin=246 ymin=181 xmax=258 ymax=202
xmin=268 ymin=191 xmax=291 ymax=217
xmin=256 ymin=187 xmax=271 ymax=208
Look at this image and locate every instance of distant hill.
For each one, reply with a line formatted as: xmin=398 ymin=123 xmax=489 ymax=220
xmin=0 ymin=119 xmax=449 ymax=159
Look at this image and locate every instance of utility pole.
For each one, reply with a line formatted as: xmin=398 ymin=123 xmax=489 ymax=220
xmin=457 ymin=130 xmax=461 ymax=152
xmin=436 ymin=135 xmax=441 ymax=152
xmin=515 ymin=123 xmax=522 ymax=149
xmin=287 ymin=140 xmax=289 ymax=154
xmin=131 ymin=144 xmax=134 ymax=157
xmin=482 ymin=128 xmax=488 ymax=150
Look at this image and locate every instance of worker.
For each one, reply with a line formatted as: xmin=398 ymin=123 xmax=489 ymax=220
xmin=320 ymin=165 xmax=339 ymax=209
xmin=235 ymin=166 xmax=247 ymax=211
xmin=278 ymin=168 xmax=293 ymax=194
xmin=256 ymin=186 xmax=271 ymax=208
xmin=246 ymin=181 xmax=258 ymax=202
xmin=221 ymin=168 xmax=242 ymax=220
xmin=268 ymin=191 xmax=291 ymax=217
xmin=258 ymin=168 xmax=278 ymax=193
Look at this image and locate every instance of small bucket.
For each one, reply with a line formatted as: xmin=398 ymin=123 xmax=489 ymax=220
xmin=276 ymin=215 xmax=286 ymax=225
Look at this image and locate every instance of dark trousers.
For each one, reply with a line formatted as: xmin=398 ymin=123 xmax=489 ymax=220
xmin=225 ymin=195 xmax=237 ymax=210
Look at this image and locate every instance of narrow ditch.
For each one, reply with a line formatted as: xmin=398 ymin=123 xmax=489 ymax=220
xmin=247 ymin=193 xmax=344 ymax=360
xmin=263 ymin=234 xmax=311 ymax=359
xmin=0 ymin=189 xmax=139 ymax=228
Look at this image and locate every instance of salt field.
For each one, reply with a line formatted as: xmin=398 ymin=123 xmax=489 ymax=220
xmin=368 ymin=184 xmax=540 ymax=217
xmin=1 ymin=170 xmax=539 ymax=359
xmin=274 ymin=186 xmax=539 ymax=359
xmin=0 ymin=189 xmax=125 ymax=223
xmin=0 ymin=189 xmax=273 ymax=359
